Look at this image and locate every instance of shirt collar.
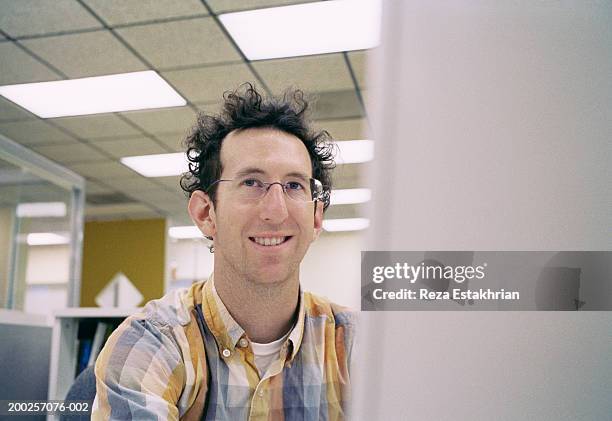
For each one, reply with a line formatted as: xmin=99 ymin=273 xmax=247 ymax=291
xmin=202 ymin=275 xmax=245 ymax=352
xmin=201 ymin=274 xmax=305 ymax=361
xmin=286 ymin=289 xmax=305 ymax=362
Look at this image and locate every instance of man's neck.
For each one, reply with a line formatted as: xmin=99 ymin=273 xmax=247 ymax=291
xmin=213 ymin=269 xmax=299 ymax=343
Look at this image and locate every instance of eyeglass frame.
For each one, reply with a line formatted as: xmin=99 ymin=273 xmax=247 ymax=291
xmin=204 ymin=177 xmax=330 ymax=206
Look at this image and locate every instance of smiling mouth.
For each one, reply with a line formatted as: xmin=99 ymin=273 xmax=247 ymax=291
xmin=249 ymin=236 xmax=291 ymax=246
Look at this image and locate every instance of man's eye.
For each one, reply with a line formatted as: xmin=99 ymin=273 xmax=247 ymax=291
xmin=286 ymin=181 xmax=304 ymax=190
xmin=242 ymin=179 xmax=261 ymax=187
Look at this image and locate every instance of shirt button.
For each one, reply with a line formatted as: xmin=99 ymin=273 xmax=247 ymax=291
xmin=222 ymin=349 xmax=231 ymax=358
xmin=258 ymin=390 xmax=264 ymax=397
xmin=239 ymin=338 xmax=248 ymax=348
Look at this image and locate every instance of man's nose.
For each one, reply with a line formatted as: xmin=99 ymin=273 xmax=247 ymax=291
xmin=259 ymin=183 xmax=289 ymax=223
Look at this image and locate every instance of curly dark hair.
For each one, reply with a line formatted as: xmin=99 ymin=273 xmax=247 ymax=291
xmin=180 ymin=83 xmax=336 ymax=210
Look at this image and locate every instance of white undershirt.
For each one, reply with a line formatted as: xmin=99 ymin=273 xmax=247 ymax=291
xmin=251 ymin=328 xmax=291 ymax=377
xmin=210 ymin=278 xmax=293 ymax=377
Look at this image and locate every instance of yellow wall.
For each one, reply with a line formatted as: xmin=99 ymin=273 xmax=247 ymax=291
xmin=81 ymin=218 xmax=165 ymax=307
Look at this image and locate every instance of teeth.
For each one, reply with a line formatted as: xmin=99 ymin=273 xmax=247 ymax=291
xmin=252 ymin=236 xmax=287 ymax=246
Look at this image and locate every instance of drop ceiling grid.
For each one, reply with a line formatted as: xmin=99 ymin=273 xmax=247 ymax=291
xmin=81 ymin=0 xmax=210 ymax=26
xmin=20 ymin=30 xmax=149 ymax=78
xmin=30 ymin=142 xmax=108 ymax=164
xmin=0 ymin=96 xmax=38 ymax=122
xmin=53 ymin=114 xmax=143 ymax=139
xmin=0 ymin=0 xmax=371 ymax=222
xmin=0 ymin=0 xmax=102 ymax=38
xmin=92 ymin=136 xmax=169 ymax=159
xmin=206 ymin=0 xmax=320 ymax=14
xmin=0 ymin=120 xmax=79 ymax=146
xmin=252 ymin=54 xmax=356 ymax=94
xmin=313 ymin=118 xmax=367 ymax=141
xmin=115 ymin=18 xmax=242 ymax=69
xmin=0 ymin=42 xmax=62 ymax=85
xmin=119 ymin=107 xmax=198 ymax=135
xmin=161 ymin=63 xmax=259 ymax=104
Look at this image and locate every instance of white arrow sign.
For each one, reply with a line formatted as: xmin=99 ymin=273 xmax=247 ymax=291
xmin=95 ymin=271 xmax=143 ymax=308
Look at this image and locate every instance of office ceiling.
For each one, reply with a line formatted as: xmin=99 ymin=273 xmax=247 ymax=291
xmin=0 ymin=0 xmax=372 ymax=226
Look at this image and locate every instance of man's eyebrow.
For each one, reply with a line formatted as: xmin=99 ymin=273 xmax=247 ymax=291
xmin=285 ymin=172 xmax=310 ymax=182
xmin=233 ymin=168 xmax=310 ymax=181
xmin=234 ymin=167 xmax=266 ymax=178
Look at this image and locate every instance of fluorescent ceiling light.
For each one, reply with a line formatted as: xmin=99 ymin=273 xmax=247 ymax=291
xmin=169 ymin=226 xmax=203 ymax=239
xmin=121 ymin=152 xmax=187 ymax=177
xmin=121 ymin=138 xmax=373 ymax=178
xmin=219 ymin=0 xmax=381 ymax=60
xmin=26 ymin=232 xmax=70 ymax=246
xmin=0 ymin=70 xmax=186 ymax=118
xmin=330 ymin=189 xmax=371 ymax=206
xmin=323 ymin=218 xmax=370 ymax=232
xmin=16 ymin=202 xmax=67 ymax=218
xmin=336 ymin=140 xmax=374 ymax=164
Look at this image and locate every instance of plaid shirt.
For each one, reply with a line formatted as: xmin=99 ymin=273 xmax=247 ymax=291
xmin=92 ymin=277 xmax=356 ymax=420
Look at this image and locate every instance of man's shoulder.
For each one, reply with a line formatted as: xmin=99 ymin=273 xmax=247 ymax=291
xmin=302 ymin=290 xmax=358 ymax=329
xmin=129 ymin=280 xmax=206 ymax=328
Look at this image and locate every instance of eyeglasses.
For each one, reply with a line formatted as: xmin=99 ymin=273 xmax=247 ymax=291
xmin=205 ymin=177 xmax=329 ymax=204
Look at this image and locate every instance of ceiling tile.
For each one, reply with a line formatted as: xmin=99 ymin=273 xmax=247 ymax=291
xmin=18 ymin=185 xmax=72 ymax=203
xmin=193 ymin=99 xmax=223 ymax=111
xmin=69 ymin=160 xmax=139 ymax=179
xmin=347 ymin=50 xmax=371 ymax=89
xmin=0 ymin=96 xmax=37 ymax=122
xmin=309 ymin=90 xmax=364 ymax=120
xmin=102 ymin=176 xmax=159 ymax=192
xmin=313 ymin=118 xmax=366 ymax=140
xmin=159 ymin=203 xmax=188 ymax=216
xmin=31 ymin=143 xmax=107 ymax=164
xmin=331 ymin=163 xmax=363 ymax=189
xmin=93 ymin=136 xmax=167 ymax=158
xmin=253 ymin=54 xmax=354 ymax=94
xmin=125 ymin=188 xmax=185 ymax=205
xmin=324 ymin=204 xmax=361 ymax=220
xmin=207 ymin=0 xmax=318 ymax=14
xmin=83 ymin=0 xmax=208 ymax=26
xmin=85 ymin=202 xmax=159 ymax=219
xmin=155 ymin=132 xmax=187 ymax=152
xmin=116 ymin=18 xmax=241 ymax=69
xmin=155 ymin=175 xmax=184 ymax=192
xmin=0 ymin=0 xmax=102 ymax=37
xmin=162 ymin=63 xmax=256 ymax=103
xmin=21 ymin=30 xmax=147 ymax=78
xmin=0 ymin=120 xmax=77 ymax=145
xmin=0 ymin=187 xmax=20 ymax=206
xmin=121 ymin=106 xmax=197 ymax=135
xmin=52 ymin=114 xmax=142 ymax=139
xmin=0 ymin=43 xmax=60 ymax=85
xmin=85 ymin=180 xmax=115 ymax=195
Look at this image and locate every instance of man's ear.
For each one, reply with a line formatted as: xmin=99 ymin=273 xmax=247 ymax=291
xmin=312 ymin=200 xmax=324 ymax=241
xmin=188 ymin=190 xmax=217 ymax=239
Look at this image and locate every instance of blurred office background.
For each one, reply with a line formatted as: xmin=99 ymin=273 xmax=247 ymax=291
xmin=0 ymin=0 xmax=378 ymax=317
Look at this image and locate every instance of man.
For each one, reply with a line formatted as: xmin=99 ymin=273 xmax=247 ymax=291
xmin=93 ymin=84 xmax=356 ymax=420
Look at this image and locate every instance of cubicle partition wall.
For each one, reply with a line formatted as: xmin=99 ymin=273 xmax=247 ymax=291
xmin=0 ymin=133 xmax=85 ymax=313
xmin=0 ymin=134 xmax=85 ymax=406
xmin=354 ymin=1 xmax=612 ymax=420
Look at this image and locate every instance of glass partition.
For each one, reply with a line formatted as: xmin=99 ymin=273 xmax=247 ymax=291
xmin=0 ymin=134 xmax=84 ymax=314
